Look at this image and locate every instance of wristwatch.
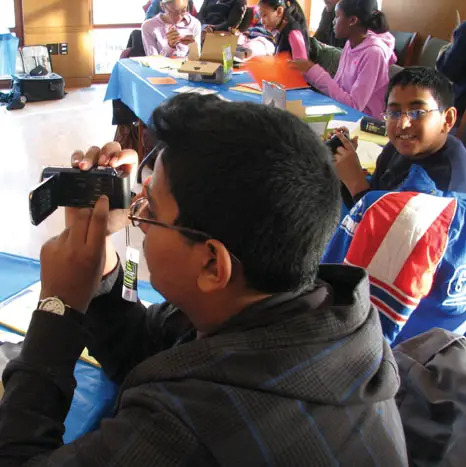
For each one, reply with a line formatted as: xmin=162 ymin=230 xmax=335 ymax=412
xmin=37 ymin=296 xmax=71 ymax=316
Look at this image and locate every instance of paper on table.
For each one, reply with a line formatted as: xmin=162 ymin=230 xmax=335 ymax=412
xmin=147 ymin=77 xmax=177 ymax=85
xmin=0 ymin=329 xmax=24 ymax=344
xmin=356 ymin=140 xmax=381 ymax=173
xmin=131 ymin=56 xmax=185 ymax=72
xmin=306 ymin=105 xmax=346 ymax=117
xmin=246 ymin=53 xmax=310 ymax=90
xmin=327 ymin=119 xmax=360 ymax=133
xmin=173 ymin=86 xmax=218 ymax=95
xmin=0 ymin=282 xmax=99 ymax=367
xmin=229 ymin=85 xmax=262 ymax=95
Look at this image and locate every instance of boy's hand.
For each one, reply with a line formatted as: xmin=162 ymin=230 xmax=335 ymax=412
xmin=289 ymin=60 xmax=316 ymax=73
xmin=326 ymin=127 xmax=359 ymax=150
xmin=69 ymin=142 xmax=138 ymax=235
xmin=40 ymin=196 xmax=109 ymax=313
xmin=179 ymin=34 xmax=195 ymax=45
xmin=334 ymin=133 xmax=369 ymax=197
xmin=167 ymin=27 xmax=181 ymax=47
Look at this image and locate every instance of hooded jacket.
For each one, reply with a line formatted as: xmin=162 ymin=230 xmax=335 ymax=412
xmin=0 ymin=264 xmax=408 ymax=466
xmin=305 ymin=31 xmax=397 ymax=118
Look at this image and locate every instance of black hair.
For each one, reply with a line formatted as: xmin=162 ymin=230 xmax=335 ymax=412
xmin=337 ymin=0 xmax=389 ymax=34
xmin=259 ymin=0 xmax=308 ymax=35
xmin=385 ymin=66 xmax=454 ymax=110
xmin=150 ymin=94 xmax=340 ymax=294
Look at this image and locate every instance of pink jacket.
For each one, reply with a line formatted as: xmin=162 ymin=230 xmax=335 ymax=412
xmin=304 ymin=32 xmax=397 ymax=118
xmin=142 ymin=13 xmax=201 ymax=58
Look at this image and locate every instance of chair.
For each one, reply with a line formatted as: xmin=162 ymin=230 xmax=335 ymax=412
xmin=389 ymin=63 xmax=404 ymax=80
xmin=418 ymin=35 xmax=450 ymax=68
xmin=391 ymin=31 xmax=417 ymax=66
xmin=237 ymin=7 xmax=254 ymax=33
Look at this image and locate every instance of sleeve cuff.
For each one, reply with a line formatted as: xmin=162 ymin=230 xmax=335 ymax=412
xmin=94 ymin=257 xmax=123 ymax=298
xmin=20 ymin=310 xmax=87 ymax=371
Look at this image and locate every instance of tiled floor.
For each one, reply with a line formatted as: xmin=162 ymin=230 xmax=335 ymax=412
xmin=0 ymin=85 xmax=150 ymax=281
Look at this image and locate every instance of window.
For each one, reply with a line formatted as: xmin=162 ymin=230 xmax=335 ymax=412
xmin=1 ymin=0 xmax=16 ymax=30
xmin=92 ymin=0 xmax=146 ymax=76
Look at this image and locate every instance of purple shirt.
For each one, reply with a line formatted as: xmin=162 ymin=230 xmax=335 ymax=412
xmin=141 ymin=13 xmax=201 ymax=57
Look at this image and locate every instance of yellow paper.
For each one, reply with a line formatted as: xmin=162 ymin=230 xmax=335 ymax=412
xmin=352 ymin=128 xmax=389 ymax=146
xmin=229 ymin=85 xmax=262 ymax=95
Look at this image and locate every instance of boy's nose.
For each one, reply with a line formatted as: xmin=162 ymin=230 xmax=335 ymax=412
xmin=397 ymin=114 xmax=412 ymax=129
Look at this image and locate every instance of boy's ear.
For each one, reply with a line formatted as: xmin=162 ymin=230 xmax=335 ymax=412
xmin=443 ymin=106 xmax=457 ymax=133
xmin=197 ymin=240 xmax=233 ymax=293
xmin=277 ymin=6 xmax=285 ymax=16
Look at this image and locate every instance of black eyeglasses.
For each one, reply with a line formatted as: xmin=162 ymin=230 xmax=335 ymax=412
xmin=128 ymin=197 xmax=241 ymax=263
xmin=381 ymin=109 xmax=441 ymax=122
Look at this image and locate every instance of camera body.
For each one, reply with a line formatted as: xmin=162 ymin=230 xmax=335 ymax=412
xmin=326 ymin=131 xmax=350 ymax=154
xmin=29 ymin=166 xmax=131 ymax=226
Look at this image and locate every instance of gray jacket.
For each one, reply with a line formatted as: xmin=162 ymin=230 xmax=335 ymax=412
xmin=394 ymin=329 xmax=466 ymax=466
xmin=0 ymin=264 xmax=408 ymax=465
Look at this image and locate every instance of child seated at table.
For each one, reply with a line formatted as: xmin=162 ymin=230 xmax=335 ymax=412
xmin=141 ymin=0 xmax=201 ymax=57
xmin=291 ymin=0 xmax=396 ymax=118
xmin=258 ymin=0 xmax=310 ymax=60
xmin=333 ymin=67 xmax=466 ymax=207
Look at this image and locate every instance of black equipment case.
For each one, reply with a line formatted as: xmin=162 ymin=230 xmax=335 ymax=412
xmin=13 ymin=46 xmax=65 ymax=102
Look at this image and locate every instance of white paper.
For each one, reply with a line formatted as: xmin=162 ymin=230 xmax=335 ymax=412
xmin=327 ymin=119 xmax=361 ymax=134
xmin=173 ymin=86 xmax=218 ymax=95
xmin=0 ymin=282 xmax=41 ymax=334
xmin=0 ymin=329 xmax=24 ymax=344
xmin=306 ymin=105 xmax=346 ymax=117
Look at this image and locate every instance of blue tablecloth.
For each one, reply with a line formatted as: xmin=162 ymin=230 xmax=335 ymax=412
xmin=105 ymin=59 xmax=365 ymax=125
xmin=0 ymin=33 xmax=19 ymax=76
xmin=0 ymin=252 xmax=164 ymax=443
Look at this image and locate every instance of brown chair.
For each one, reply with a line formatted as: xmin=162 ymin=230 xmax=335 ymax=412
xmin=418 ymin=35 xmax=450 ymax=68
xmin=391 ymin=31 xmax=417 ymax=66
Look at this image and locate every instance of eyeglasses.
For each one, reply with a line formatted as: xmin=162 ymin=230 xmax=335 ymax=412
xmin=381 ymin=109 xmax=441 ymax=121
xmin=128 ymin=197 xmax=241 ymax=263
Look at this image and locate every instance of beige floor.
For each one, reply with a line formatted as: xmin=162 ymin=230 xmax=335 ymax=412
xmin=0 ymin=85 xmax=150 ymax=281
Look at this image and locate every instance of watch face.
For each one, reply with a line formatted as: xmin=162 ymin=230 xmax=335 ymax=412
xmin=40 ymin=297 xmax=65 ymax=316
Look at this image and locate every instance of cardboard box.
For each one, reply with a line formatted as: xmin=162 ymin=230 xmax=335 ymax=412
xmin=178 ymin=32 xmax=238 ymax=84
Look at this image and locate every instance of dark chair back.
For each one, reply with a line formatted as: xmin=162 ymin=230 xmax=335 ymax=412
xmin=391 ymin=31 xmax=417 ymax=66
xmin=418 ymin=35 xmax=450 ymax=68
xmin=237 ymin=7 xmax=254 ymax=33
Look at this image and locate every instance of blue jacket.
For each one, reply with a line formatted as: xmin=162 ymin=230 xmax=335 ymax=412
xmin=324 ymin=165 xmax=466 ymax=346
xmin=437 ymin=21 xmax=466 ymax=123
xmin=145 ymin=0 xmax=161 ymax=20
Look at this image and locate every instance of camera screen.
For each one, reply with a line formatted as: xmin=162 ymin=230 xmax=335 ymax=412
xmin=29 ymin=176 xmax=57 ymax=225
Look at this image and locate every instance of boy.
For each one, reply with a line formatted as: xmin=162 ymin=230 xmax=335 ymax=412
xmin=0 ymin=95 xmax=407 ymax=465
xmin=335 ymin=67 xmax=466 ymax=207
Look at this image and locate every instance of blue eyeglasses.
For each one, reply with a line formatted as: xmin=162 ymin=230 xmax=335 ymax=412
xmin=381 ymin=109 xmax=441 ymax=122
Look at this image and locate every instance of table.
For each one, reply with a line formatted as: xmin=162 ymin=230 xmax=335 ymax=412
xmin=0 ymin=252 xmax=164 ymax=443
xmin=104 ymin=59 xmax=365 ymax=125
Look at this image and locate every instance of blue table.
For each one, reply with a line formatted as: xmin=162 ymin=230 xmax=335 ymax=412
xmin=0 ymin=252 xmax=164 ymax=443
xmin=104 ymin=59 xmax=365 ymax=125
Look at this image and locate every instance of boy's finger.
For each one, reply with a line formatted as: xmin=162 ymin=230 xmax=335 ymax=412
xmin=86 ymin=196 xmax=109 ymax=250
xmin=99 ymin=141 xmax=122 ymax=166
xmin=109 ymin=149 xmax=139 ymax=173
xmin=336 ymin=132 xmax=354 ymax=150
xmin=68 ymin=208 xmax=92 ymax=246
xmin=71 ymin=150 xmax=84 ymax=168
xmin=79 ymin=146 xmax=101 ymax=171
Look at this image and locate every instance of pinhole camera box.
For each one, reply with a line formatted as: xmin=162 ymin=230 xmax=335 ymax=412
xmin=178 ymin=32 xmax=238 ymax=84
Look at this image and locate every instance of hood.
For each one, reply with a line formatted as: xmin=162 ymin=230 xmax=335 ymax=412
xmin=351 ymin=30 xmax=397 ymax=65
xmin=122 ymin=265 xmax=400 ymax=407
